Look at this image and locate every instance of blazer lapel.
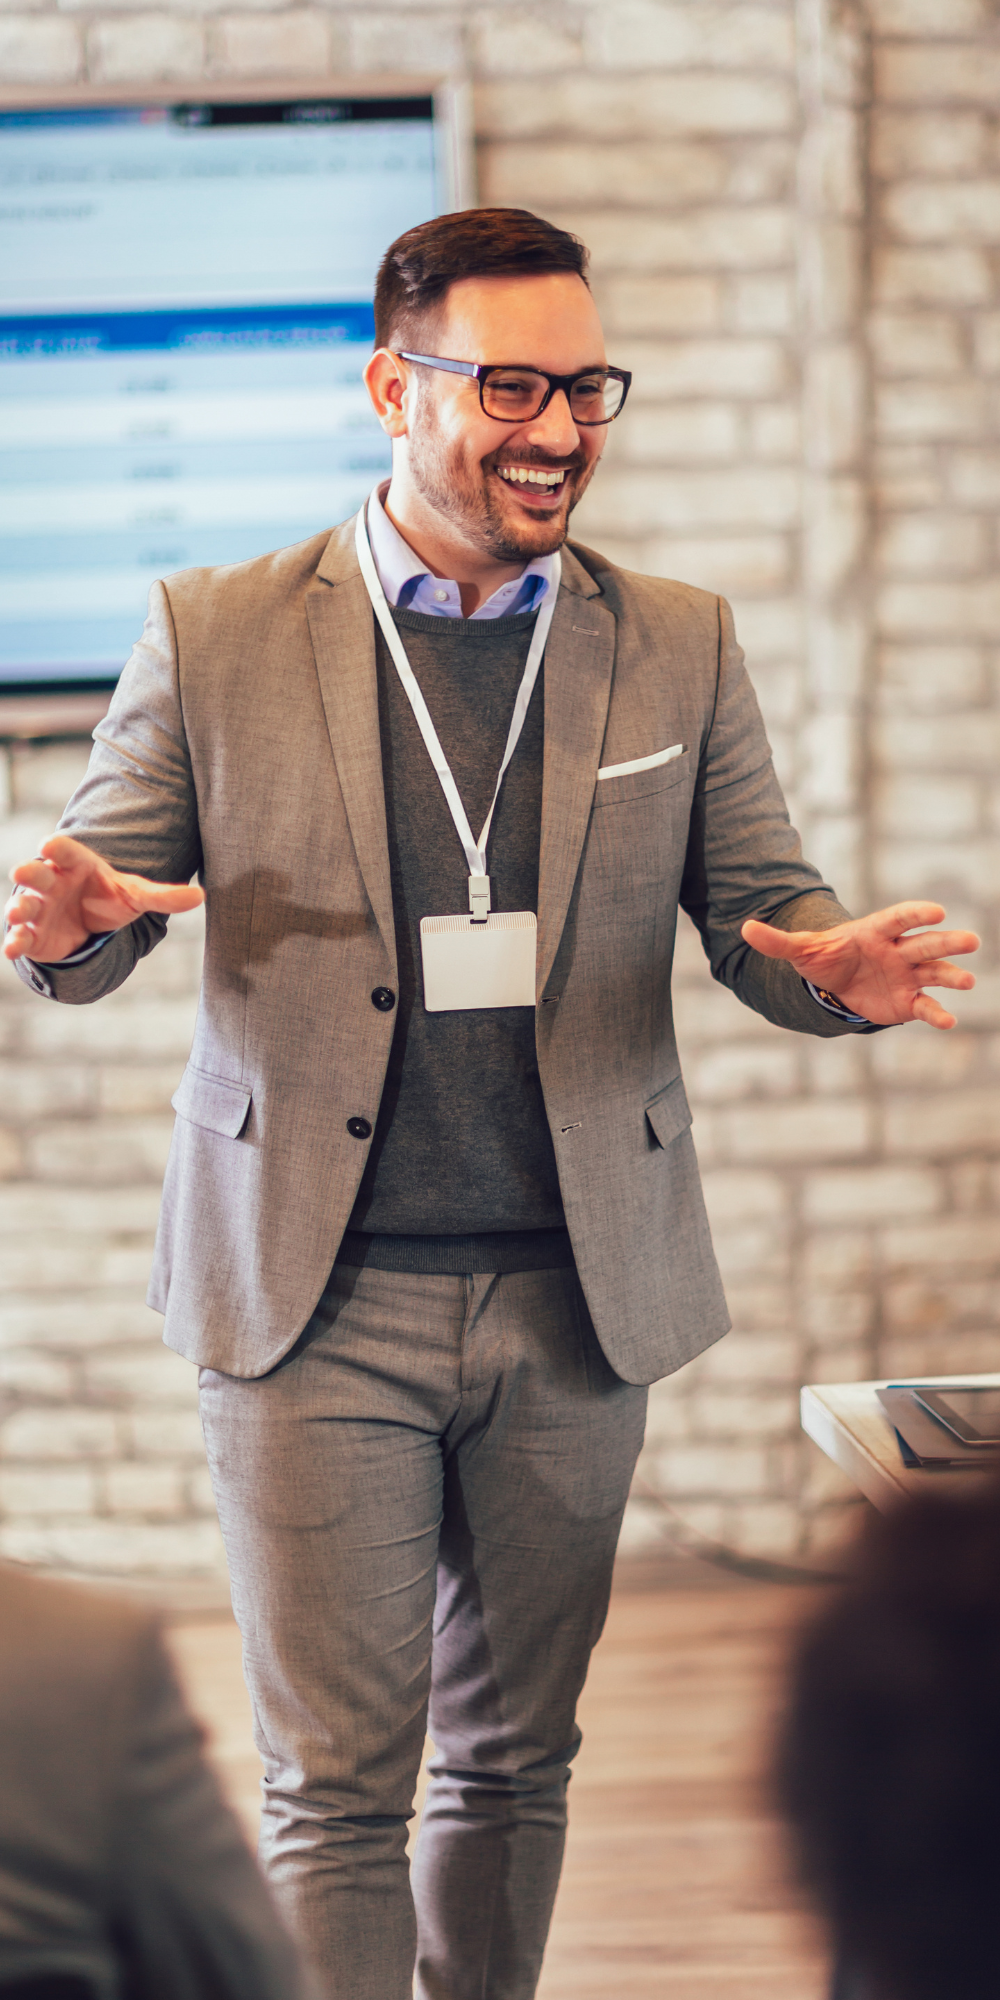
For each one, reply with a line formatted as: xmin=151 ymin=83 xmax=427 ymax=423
xmin=537 ymin=556 xmax=616 ymax=996
xmin=306 ymin=525 xmax=396 ymax=973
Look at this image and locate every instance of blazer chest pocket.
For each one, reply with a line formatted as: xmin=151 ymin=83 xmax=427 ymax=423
xmin=645 ymin=1075 xmax=692 ymax=1150
xmin=594 ymin=749 xmax=690 ymax=809
xmin=171 ymin=1065 xmax=252 ymax=1139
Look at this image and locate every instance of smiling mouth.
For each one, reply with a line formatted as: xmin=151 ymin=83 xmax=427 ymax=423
xmin=495 ymin=464 xmax=571 ymax=500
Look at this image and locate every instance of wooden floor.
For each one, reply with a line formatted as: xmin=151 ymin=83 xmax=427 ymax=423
xmin=168 ymin=1555 xmax=830 ymax=1999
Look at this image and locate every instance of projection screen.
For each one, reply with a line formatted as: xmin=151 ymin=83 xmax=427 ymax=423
xmin=0 ymin=88 xmax=469 ymax=692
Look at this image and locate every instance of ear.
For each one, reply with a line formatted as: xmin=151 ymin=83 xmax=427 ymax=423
xmin=364 ymin=349 xmax=411 ymax=439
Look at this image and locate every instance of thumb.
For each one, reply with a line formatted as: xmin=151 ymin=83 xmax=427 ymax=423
xmin=107 ymin=871 xmax=205 ymax=917
xmin=142 ymin=882 xmax=205 ymax=914
xmin=741 ymin=919 xmax=804 ymax=961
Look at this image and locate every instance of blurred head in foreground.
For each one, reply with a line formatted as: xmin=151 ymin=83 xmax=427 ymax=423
xmin=777 ymin=1480 xmax=1000 ymax=2000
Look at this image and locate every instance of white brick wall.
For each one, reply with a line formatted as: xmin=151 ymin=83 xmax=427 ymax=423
xmin=0 ymin=744 xmax=221 ymax=1576
xmin=2 ymin=0 xmax=999 ymax=1577
xmin=862 ymin=0 xmax=1000 ymax=1451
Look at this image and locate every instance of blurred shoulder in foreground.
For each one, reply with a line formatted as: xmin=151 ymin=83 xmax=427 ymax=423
xmin=778 ymin=1477 xmax=1000 ymax=2000
xmin=0 ymin=1561 xmax=311 ymax=2000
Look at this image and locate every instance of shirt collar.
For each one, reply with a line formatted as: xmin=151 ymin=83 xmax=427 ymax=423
xmin=364 ymin=484 xmax=558 ymax=620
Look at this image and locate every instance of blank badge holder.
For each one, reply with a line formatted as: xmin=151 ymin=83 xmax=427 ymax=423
xmin=420 ymin=911 xmax=537 ymax=1012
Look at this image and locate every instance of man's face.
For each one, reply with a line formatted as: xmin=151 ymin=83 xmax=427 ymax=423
xmin=398 ymin=271 xmax=609 ymax=561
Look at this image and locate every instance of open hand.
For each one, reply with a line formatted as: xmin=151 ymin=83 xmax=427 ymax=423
xmin=4 ymin=834 xmax=205 ymax=965
xmin=741 ymin=902 xmax=979 ymax=1031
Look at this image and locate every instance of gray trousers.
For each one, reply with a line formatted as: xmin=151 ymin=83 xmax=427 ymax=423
xmin=199 ymin=1262 xmax=647 ymax=2000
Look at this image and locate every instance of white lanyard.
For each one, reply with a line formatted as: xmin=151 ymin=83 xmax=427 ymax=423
xmin=355 ymin=500 xmax=560 ymax=920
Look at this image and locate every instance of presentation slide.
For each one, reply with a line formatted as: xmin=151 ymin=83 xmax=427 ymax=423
xmin=0 ymin=99 xmax=440 ymax=685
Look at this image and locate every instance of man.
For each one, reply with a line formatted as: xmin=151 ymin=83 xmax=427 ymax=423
xmin=0 ymin=1562 xmax=310 ymax=2000
xmin=3 ymin=208 xmax=977 ymax=2000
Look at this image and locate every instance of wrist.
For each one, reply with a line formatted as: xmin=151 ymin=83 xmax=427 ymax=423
xmin=803 ymin=977 xmax=881 ymax=1030
xmin=44 ymin=936 xmax=90 ymax=963
xmin=28 ymin=927 xmax=94 ymax=965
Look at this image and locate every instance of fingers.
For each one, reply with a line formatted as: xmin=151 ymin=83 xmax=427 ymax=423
xmin=9 ymin=840 xmax=116 ymax=927
xmin=36 ymin=834 xmax=104 ymax=873
xmin=911 ymin=991 xmax=957 ymax=1032
xmin=3 ymin=883 xmax=51 ymax=959
xmin=3 ymin=920 xmax=36 ymax=961
xmin=6 ymin=886 xmax=42 ymax=924
xmin=868 ymin=902 xmax=946 ymax=939
xmin=10 ymin=858 xmax=64 ymax=894
xmin=10 ymin=846 xmax=204 ymax=919
xmin=4 ymin=835 xmax=204 ymax=964
xmin=897 ymin=929 xmax=981 ymax=965
xmin=4 ymin=884 xmax=45 ymax=945
xmin=9 ymin=836 xmax=103 ymax=895
xmin=744 ymin=908 xmax=979 ymax=961
xmin=899 ymin=958 xmax=976 ymax=992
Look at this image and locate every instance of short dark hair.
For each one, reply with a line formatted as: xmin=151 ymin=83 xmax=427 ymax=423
xmin=777 ymin=1479 xmax=1000 ymax=2000
xmin=373 ymin=207 xmax=590 ymax=350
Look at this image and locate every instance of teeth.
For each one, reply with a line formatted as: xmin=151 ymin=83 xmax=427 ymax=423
xmin=498 ymin=466 xmax=564 ymax=487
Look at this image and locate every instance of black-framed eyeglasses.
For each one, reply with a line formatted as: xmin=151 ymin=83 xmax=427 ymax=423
xmin=398 ymin=352 xmax=631 ymax=426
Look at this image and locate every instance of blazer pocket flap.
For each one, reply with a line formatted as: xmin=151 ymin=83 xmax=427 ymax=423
xmin=644 ymin=1075 xmax=692 ymax=1150
xmin=171 ymin=1066 xmax=252 ymax=1139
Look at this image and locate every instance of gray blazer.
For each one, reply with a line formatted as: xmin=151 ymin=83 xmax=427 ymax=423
xmin=0 ymin=1564 xmax=308 ymax=2000
xmin=18 ymin=521 xmax=851 ymax=1385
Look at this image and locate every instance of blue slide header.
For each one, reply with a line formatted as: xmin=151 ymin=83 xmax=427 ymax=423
xmin=0 ymin=303 xmax=377 ymax=360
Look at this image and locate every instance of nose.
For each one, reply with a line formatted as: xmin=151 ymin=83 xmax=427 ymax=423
xmin=522 ymin=386 xmax=581 ymax=457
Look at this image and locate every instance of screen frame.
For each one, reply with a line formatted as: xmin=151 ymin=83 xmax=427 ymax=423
xmin=0 ymin=72 xmax=475 ymax=739
xmin=914 ymin=1386 xmax=1000 ymax=1447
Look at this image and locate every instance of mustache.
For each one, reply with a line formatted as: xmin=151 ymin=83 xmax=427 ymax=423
xmin=488 ymin=448 xmax=585 ymax=474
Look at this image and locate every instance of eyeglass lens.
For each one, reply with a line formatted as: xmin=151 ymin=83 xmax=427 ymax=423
xmin=481 ymin=370 xmax=625 ymax=424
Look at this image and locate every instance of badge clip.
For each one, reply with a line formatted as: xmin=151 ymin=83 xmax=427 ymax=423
xmin=468 ymin=873 xmax=491 ymax=924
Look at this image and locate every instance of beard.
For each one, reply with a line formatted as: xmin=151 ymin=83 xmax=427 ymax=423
xmin=406 ymin=396 xmax=598 ymax=562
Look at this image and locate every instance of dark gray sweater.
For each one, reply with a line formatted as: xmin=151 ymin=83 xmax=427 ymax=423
xmin=342 ymin=604 xmax=572 ymax=1275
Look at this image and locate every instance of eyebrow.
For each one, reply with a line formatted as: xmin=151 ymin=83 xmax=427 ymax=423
xmin=401 ymin=353 xmax=610 ymax=375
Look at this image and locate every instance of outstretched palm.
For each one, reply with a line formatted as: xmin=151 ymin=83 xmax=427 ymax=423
xmin=741 ymin=902 xmax=979 ymax=1031
xmin=4 ymin=834 xmax=204 ymax=965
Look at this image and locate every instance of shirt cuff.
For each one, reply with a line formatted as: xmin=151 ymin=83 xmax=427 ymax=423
xmin=804 ymin=978 xmax=885 ymax=1032
xmin=34 ymin=931 xmax=115 ymax=969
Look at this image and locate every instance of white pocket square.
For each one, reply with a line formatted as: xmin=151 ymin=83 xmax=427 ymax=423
xmin=597 ymin=743 xmax=686 ymax=781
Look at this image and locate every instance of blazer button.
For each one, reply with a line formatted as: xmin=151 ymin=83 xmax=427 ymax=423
xmin=371 ymin=987 xmax=396 ymax=1011
xmin=347 ymin=1116 xmax=372 ymax=1140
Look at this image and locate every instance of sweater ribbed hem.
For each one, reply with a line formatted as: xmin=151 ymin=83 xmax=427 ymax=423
xmin=335 ymin=1227 xmax=574 ymax=1275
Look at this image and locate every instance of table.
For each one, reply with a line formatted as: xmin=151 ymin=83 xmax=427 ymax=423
xmin=800 ymin=1373 xmax=1000 ymax=1512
